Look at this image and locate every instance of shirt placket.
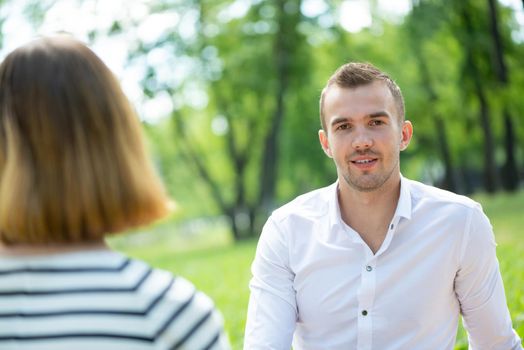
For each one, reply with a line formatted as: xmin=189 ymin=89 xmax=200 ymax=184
xmin=356 ymin=218 xmax=399 ymax=350
xmin=356 ymin=247 xmax=376 ymax=350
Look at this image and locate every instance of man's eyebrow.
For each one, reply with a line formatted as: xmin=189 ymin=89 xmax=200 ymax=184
xmin=368 ymin=111 xmax=391 ymax=118
xmin=330 ymin=116 xmax=350 ymax=127
xmin=329 ymin=111 xmax=391 ymax=127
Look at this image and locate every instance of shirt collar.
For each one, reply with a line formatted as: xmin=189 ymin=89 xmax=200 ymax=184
xmin=328 ymin=180 xmax=342 ymax=230
xmin=396 ymin=175 xmax=412 ymax=220
xmin=328 ymin=175 xmax=412 ymax=229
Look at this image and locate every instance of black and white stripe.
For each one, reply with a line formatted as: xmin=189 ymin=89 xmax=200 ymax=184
xmin=0 ymin=250 xmax=229 ymax=349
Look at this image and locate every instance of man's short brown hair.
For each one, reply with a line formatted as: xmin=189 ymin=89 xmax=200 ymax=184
xmin=0 ymin=36 xmax=170 ymax=244
xmin=319 ymin=62 xmax=405 ymax=131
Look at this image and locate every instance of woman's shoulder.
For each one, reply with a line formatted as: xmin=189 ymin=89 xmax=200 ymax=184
xmin=128 ymin=257 xmax=231 ymax=350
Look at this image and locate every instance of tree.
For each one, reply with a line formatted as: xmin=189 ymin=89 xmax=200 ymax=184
xmin=453 ymin=0 xmax=500 ymax=192
xmin=131 ymin=0 xmax=309 ymax=240
xmin=486 ymin=0 xmax=520 ymax=191
xmin=405 ymin=0 xmax=457 ymax=192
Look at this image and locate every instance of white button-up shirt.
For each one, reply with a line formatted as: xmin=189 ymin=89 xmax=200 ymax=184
xmin=245 ymin=177 xmax=522 ymax=350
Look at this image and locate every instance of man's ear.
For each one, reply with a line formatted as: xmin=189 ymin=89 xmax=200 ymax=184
xmin=319 ymin=129 xmax=333 ymax=158
xmin=400 ymin=120 xmax=413 ymax=151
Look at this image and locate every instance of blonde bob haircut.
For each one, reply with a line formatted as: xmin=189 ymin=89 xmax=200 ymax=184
xmin=0 ymin=36 xmax=170 ymax=245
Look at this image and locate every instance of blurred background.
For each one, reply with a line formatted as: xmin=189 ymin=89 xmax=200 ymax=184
xmin=1 ymin=0 xmax=523 ymax=348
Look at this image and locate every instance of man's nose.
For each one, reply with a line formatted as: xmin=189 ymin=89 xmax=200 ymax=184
xmin=351 ymin=128 xmax=373 ymax=150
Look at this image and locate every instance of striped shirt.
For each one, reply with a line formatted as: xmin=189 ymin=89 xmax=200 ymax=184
xmin=0 ymin=249 xmax=230 ymax=350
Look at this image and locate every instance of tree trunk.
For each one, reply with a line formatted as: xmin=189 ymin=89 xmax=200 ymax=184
xmin=257 ymin=0 xmax=297 ymax=215
xmin=460 ymin=2 xmax=499 ymax=192
xmin=418 ymin=57 xmax=456 ymax=192
xmin=194 ymin=2 xmax=258 ymax=240
xmin=487 ymin=0 xmax=520 ymax=191
xmin=501 ymin=110 xmax=519 ymax=191
xmin=434 ymin=116 xmax=457 ymax=192
xmin=171 ymin=110 xmax=230 ymax=213
xmin=473 ymin=78 xmax=498 ymax=193
xmin=487 ymin=0 xmax=508 ymax=83
xmin=406 ymin=3 xmax=457 ymax=192
xmin=227 ymin=206 xmax=253 ymax=241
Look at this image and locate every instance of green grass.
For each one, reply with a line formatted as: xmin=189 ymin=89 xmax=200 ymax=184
xmin=109 ymin=191 xmax=524 ymax=349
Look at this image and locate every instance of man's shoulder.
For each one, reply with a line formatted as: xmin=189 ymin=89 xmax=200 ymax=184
xmin=270 ymin=183 xmax=335 ymax=224
xmin=406 ymin=178 xmax=479 ymax=210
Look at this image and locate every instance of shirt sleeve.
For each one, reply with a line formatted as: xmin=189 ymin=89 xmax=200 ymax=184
xmin=244 ymin=216 xmax=297 ymax=350
xmin=455 ymin=204 xmax=523 ymax=350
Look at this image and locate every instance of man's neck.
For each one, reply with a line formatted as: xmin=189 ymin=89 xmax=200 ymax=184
xmin=338 ymin=175 xmax=401 ymax=253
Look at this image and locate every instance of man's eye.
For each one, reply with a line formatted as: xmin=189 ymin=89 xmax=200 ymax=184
xmin=370 ymin=120 xmax=384 ymax=126
xmin=337 ymin=124 xmax=350 ymax=130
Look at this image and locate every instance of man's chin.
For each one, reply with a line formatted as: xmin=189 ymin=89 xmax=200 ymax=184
xmin=343 ymin=175 xmax=383 ymax=193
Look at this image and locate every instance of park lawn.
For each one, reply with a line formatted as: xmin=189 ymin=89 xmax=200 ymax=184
xmin=109 ymin=190 xmax=524 ymax=350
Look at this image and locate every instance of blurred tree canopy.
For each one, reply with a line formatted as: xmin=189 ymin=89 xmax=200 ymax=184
xmin=1 ymin=0 xmax=523 ymax=240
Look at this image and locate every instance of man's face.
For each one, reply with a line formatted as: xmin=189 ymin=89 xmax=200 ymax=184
xmin=319 ymin=81 xmax=412 ymax=193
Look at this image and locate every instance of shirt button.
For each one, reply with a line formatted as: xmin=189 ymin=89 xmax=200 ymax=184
xmin=362 ymin=310 xmax=368 ymax=316
xmin=390 ymin=223 xmax=394 ymax=230
xmin=366 ymin=265 xmax=372 ymax=272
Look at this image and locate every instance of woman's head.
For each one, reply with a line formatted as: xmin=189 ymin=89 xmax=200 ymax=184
xmin=0 ymin=35 xmax=169 ymax=245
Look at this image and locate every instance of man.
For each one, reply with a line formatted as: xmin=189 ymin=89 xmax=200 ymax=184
xmin=244 ymin=62 xmax=522 ymax=349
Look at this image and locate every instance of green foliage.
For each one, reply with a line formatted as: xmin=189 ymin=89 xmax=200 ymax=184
xmin=9 ymin=0 xmax=523 ymax=236
xmin=110 ymin=190 xmax=524 ymax=349
xmin=123 ymin=0 xmax=524 ymax=236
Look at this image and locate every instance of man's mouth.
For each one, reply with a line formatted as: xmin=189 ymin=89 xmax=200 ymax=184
xmin=352 ymin=159 xmax=376 ymax=164
xmin=350 ymin=158 xmax=378 ymax=168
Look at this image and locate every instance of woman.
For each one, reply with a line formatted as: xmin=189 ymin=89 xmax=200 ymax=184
xmin=0 ymin=36 xmax=230 ymax=350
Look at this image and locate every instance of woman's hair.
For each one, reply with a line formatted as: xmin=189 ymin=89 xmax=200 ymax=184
xmin=0 ymin=35 xmax=170 ymax=245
